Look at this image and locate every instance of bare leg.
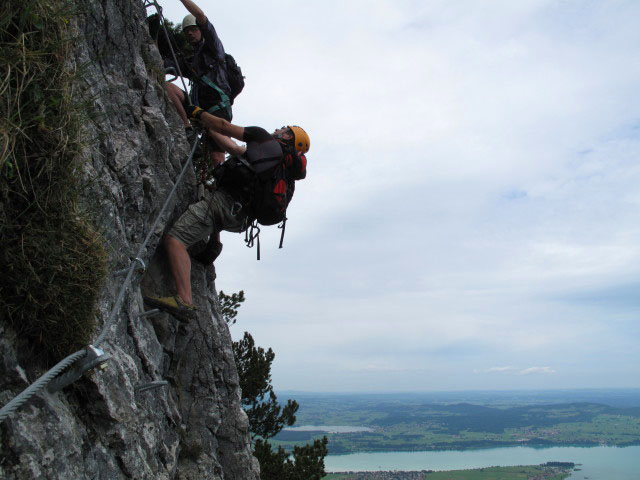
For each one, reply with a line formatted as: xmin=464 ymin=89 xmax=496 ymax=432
xmin=164 ymin=234 xmax=193 ymax=305
xmin=166 ymin=83 xmax=190 ymax=128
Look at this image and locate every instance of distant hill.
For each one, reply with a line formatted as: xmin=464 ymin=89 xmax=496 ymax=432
xmin=272 ymin=390 xmax=640 ymax=454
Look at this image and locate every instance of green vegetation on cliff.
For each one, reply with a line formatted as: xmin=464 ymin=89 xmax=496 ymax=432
xmin=0 ymin=0 xmax=107 ymax=366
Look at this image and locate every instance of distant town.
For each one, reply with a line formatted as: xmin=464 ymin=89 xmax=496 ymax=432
xmin=324 ymin=463 xmax=575 ymax=479
xmin=325 ymin=471 xmax=431 ymax=480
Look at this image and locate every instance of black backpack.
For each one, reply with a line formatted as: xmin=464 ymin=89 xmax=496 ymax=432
xmin=238 ymin=143 xmax=306 ymax=224
xmin=247 ymin=153 xmax=306 ymax=226
xmin=224 ymin=53 xmax=245 ymax=103
xmin=215 ymin=143 xmax=307 ymax=259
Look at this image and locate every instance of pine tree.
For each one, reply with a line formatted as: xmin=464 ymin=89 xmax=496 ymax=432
xmin=254 ymin=437 xmax=328 ymax=480
xmin=233 ymin=331 xmax=299 ymax=441
xmin=217 ymin=289 xmax=245 ymax=326
xmin=218 ymin=291 xmax=328 ymax=480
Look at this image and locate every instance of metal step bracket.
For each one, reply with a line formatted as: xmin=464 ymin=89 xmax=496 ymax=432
xmin=137 ymin=309 xmax=161 ymax=319
xmin=135 ymin=381 xmax=169 ymax=393
xmin=47 ymin=345 xmax=111 ymax=393
xmin=113 ymin=257 xmax=147 ymax=277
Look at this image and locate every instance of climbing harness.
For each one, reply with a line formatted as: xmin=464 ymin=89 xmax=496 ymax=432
xmin=147 ymin=0 xmax=237 ymax=119
xmin=200 ymin=74 xmax=232 ymax=118
xmin=145 ymin=0 xmax=234 ymax=118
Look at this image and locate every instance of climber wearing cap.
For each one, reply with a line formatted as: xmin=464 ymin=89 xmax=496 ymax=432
xmin=144 ymin=108 xmax=310 ymax=322
xmin=165 ymin=0 xmax=241 ymax=164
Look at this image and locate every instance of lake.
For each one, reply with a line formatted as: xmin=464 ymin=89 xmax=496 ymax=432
xmin=324 ymin=445 xmax=640 ymax=479
xmin=284 ymin=425 xmax=374 ymax=433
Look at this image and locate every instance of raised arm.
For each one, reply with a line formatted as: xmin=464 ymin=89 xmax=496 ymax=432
xmin=187 ymin=107 xmax=245 ymax=141
xmin=180 ymin=0 xmax=206 ymax=26
xmin=208 ymin=130 xmax=247 ymax=157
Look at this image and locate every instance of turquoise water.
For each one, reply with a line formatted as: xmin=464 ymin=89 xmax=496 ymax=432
xmin=284 ymin=425 xmax=373 ymax=433
xmin=324 ymin=445 xmax=640 ymax=479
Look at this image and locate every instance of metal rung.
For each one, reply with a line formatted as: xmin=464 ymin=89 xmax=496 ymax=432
xmin=48 ymin=345 xmax=111 ymax=393
xmin=113 ymin=257 xmax=147 ymax=277
xmin=137 ymin=309 xmax=160 ymax=318
xmin=135 ymin=381 xmax=169 ymax=393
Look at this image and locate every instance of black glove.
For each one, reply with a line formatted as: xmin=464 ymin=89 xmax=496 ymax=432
xmin=185 ymin=105 xmax=204 ymax=120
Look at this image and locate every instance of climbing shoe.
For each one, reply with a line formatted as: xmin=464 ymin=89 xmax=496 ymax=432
xmin=143 ymin=295 xmax=197 ymax=323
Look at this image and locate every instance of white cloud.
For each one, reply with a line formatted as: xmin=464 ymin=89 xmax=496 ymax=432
xmin=479 ymin=366 xmax=556 ymax=376
xmin=158 ymin=0 xmax=640 ymax=392
xmin=518 ymin=367 xmax=556 ymax=376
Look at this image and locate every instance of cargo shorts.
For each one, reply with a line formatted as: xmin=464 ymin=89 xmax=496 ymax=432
xmin=168 ymin=190 xmax=245 ymax=247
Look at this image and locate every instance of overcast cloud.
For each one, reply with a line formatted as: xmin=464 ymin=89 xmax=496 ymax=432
xmin=157 ymin=0 xmax=640 ymax=392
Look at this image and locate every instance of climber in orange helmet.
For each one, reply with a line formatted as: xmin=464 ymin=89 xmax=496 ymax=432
xmin=144 ymin=109 xmax=310 ymax=321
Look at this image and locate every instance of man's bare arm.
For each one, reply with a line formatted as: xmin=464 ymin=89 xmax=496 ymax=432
xmin=199 ymin=112 xmax=245 ymax=142
xmin=180 ymin=0 xmax=206 ymax=26
xmin=207 ymin=130 xmax=246 ymax=156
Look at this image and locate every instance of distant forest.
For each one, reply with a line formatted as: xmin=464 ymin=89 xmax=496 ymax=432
xmin=363 ymin=402 xmax=640 ymax=433
xmin=271 ymin=390 xmax=640 ymax=454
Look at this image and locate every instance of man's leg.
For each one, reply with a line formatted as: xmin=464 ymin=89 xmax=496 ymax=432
xmin=143 ymin=232 xmax=197 ymax=321
xmin=144 ymin=193 xmax=241 ymax=320
xmin=164 ymin=234 xmax=193 ymax=305
xmin=143 ymin=200 xmax=219 ymax=321
xmin=166 ymin=82 xmax=190 ymax=128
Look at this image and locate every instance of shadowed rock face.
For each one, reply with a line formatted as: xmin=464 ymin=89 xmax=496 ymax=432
xmin=0 ymin=0 xmax=259 ymax=478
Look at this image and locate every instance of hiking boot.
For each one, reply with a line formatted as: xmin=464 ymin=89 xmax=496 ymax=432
xmin=143 ymin=295 xmax=197 ymax=323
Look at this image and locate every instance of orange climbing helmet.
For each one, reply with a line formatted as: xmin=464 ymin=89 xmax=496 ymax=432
xmin=288 ymin=126 xmax=310 ymax=154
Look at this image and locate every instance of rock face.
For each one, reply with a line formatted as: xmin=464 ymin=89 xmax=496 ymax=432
xmin=0 ymin=0 xmax=259 ymax=478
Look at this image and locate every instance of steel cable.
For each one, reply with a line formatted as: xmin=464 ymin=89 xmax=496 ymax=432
xmin=145 ymin=0 xmax=192 ymax=105
xmin=94 ymin=136 xmax=199 ymax=347
xmin=0 ymin=0 xmax=201 ymax=427
xmin=0 ymin=138 xmax=199 ymax=425
xmin=0 ymin=350 xmax=86 ymax=423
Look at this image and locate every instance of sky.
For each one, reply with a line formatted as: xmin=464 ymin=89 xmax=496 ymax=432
xmin=156 ymin=0 xmax=640 ymax=392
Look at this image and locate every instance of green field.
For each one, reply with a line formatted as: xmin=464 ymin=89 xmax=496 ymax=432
xmin=272 ymin=394 xmax=640 ymax=454
xmin=424 ymin=465 xmax=571 ymax=479
xmin=322 ymin=464 xmax=572 ymax=480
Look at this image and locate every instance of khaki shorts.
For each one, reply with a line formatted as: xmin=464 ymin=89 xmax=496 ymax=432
xmin=169 ymin=190 xmax=245 ymax=247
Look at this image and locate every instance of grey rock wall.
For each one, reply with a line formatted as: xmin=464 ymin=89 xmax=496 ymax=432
xmin=0 ymin=0 xmax=259 ymax=478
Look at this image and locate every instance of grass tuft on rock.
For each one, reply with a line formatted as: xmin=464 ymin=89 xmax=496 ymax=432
xmin=0 ymin=0 xmax=107 ymax=367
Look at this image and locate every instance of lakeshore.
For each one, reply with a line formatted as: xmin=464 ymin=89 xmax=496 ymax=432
xmin=323 ymin=445 xmax=640 ymax=479
xmin=323 ymin=464 xmax=573 ymax=479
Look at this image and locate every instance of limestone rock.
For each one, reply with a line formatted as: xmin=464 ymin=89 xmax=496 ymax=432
xmin=0 ymin=0 xmax=259 ymax=478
